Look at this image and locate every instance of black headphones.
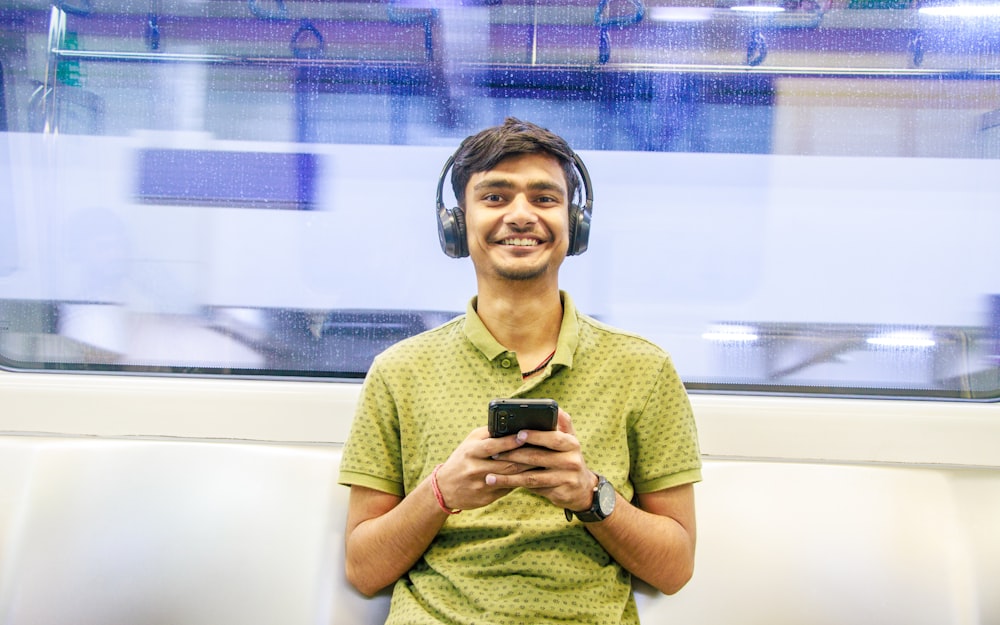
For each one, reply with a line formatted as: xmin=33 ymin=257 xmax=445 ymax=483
xmin=435 ymin=151 xmax=594 ymax=259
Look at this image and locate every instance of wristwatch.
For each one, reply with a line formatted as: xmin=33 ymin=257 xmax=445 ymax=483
xmin=564 ymin=474 xmax=616 ymax=523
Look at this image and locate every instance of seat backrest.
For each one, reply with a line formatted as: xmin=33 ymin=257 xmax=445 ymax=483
xmin=635 ymin=460 xmax=979 ymax=625
xmin=2 ymin=438 xmax=990 ymax=625
xmin=0 ymin=437 xmax=43 ymax=569
xmin=0 ymin=438 xmax=391 ymax=625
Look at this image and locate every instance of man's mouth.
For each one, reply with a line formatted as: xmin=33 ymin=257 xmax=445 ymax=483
xmin=499 ymin=237 xmax=540 ymax=247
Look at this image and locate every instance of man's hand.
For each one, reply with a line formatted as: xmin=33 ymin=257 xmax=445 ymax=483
xmin=432 ymin=425 xmax=542 ymax=511
xmin=481 ymin=410 xmax=597 ymax=513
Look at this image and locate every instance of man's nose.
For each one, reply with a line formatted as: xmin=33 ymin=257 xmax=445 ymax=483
xmin=505 ymin=194 xmax=537 ymax=225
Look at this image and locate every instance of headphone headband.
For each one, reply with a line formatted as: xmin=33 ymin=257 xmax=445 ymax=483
xmin=435 ymin=151 xmax=594 ymax=258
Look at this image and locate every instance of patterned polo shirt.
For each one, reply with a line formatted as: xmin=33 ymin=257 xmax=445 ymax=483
xmin=339 ymin=291 xmax=701 ymax=625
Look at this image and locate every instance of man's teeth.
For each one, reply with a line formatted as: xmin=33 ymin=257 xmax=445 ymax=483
xmin=502 ymin=238 xmax=538 ymax=246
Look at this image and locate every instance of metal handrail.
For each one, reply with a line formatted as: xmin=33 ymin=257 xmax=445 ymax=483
xmin=46 ymin=46 xmax=1000 ymax=80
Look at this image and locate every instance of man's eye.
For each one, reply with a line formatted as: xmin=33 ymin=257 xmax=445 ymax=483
xmin=483 ymin=194 xmax=504 ymax=202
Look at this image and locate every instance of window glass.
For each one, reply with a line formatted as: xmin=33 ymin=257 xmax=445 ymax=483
xmin=1 ymin=0 xmax=999 ymax=398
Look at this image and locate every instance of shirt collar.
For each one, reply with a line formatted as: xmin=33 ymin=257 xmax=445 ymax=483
xmin=464 ymin=291 xmax=579 ymax=370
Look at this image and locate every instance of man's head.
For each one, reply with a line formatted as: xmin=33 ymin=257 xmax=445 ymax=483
xmin=436 ymin=118 xmax=592 ymax=260
xmin=449 ymin=118 xmax=581 ymax=212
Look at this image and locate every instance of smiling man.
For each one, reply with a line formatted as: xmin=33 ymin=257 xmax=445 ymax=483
xmin=467 ymin=152 xmax=568 ymax=281
xmin=338 ymin=118 xmax=702 ymax=625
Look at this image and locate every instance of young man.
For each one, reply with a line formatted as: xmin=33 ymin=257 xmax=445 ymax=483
xmin=338 ymin=118 xmax=701 ymax=625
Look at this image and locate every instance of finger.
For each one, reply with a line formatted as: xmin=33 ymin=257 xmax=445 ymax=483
xmin=488 ymin=458 xmax=541 ymax=475
xmin=515 ymin=428 xmax=578 ymax=454
xmin=557 ymin=409 xmax=576 ymax=436
xmin=492 ymin=442 xmax=554 ymax=470
xmin=468 ymin=425 xmax=492 ymax=440
xmin=481 ymin=432 xmax=527 ymax=458
xmin=493 ymin=429 xmax=555 ymax=454
xmin=485 ymin=467 xmax=559 ymax=489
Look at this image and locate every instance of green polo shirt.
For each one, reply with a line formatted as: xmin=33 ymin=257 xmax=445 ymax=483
xmin=339 ymin=292 xmax=701 ymax=625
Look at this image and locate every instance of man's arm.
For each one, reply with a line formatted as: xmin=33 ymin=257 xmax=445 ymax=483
xmin=487 ymin=411 xmax=697 ymax=595
xmin=344 ymin=481 xmax=445 ymax=596
xmin=344 ymin=426 xmax=529 ymax=596
xmin=585 ymin=484 xmax=696 ymax=594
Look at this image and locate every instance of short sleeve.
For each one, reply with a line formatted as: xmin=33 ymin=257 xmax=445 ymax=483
xmin=628 ymin=357 xmax=702 ymax=493
xmin=338 ymin=360 xmax=406 ymax=497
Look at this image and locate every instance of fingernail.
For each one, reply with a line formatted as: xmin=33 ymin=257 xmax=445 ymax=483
xmin=517 ymin=430 xmax=528 ymax=442
xmin=485 ymin=474 xmax=497 ymax=485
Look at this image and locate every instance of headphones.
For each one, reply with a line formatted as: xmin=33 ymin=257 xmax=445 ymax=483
xmin=435 ymin=151 xmax=594 ymax=259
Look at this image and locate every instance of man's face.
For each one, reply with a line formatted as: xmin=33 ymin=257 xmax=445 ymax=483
xmin=462 ymin=152 xmax=570 ymax=283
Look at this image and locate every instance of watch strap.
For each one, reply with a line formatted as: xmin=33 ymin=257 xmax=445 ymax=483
xmin=564 ymin=474 xmax=613 ymax=523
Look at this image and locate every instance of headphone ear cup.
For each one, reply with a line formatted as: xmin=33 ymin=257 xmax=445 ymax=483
xmin=452 ymin=207 xmax=467 ymax=258
xmin=567 ymin=204 xmax=579 ymax=254
xmin=568 ymin=203 xmax=591 ymax=256
xmin=437 ymin=204 xmax=468 ymax=258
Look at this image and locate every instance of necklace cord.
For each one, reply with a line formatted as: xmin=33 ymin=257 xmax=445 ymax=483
xmin=522 ymin=350 xmax=556 ymax=378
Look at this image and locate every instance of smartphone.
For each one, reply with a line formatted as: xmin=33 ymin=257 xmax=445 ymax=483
xmin=488 ymin=398 xmax=559 ymax=438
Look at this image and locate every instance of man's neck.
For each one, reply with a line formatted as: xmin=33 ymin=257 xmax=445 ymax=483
xmin=475 ymin=282 xmax=563 ymax=362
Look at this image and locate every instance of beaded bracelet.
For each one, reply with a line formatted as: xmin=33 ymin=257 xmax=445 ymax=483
xmin=431 ymin=463 xmax=461 ymax=515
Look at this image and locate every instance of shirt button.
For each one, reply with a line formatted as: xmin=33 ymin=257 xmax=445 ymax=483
xmin=500 ymin=359 xmax=512 ymax=368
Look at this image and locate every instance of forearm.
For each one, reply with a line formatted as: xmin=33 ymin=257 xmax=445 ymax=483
xmin=345 ymin=478 xmax=450 ymax=596
xmin=586 ymin=491 xmax=696 ymax=595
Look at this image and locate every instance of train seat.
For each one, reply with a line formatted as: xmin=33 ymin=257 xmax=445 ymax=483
xmin=637 ymin=461 xmax=979 ymax=625
xmin=0 ymin=438 xmax=389 ymax=625
xmin=0 ymin=435 xmax=994 ymax=625
xmin=0 ymin=436 xmax=46 ymax=575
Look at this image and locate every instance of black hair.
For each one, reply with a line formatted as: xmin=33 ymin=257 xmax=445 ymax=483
xmin=450 ymin=118 xmax=580 ymax=209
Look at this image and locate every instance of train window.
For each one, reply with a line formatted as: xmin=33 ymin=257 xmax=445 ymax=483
xmin=1 ymin=0 xmax=999 ymax=399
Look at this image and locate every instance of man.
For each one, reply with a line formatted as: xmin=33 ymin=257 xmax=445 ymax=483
xmin=339 ymin=118 xmax=701 ymax=624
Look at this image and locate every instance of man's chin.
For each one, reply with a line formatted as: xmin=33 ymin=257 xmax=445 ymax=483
xmin=477 ymin=246 xmax=565 ymax=281
xmin=496 ymin=268 xmax=546 ymax=281
xmin=492 ymin=259 xmax=553 ymax=282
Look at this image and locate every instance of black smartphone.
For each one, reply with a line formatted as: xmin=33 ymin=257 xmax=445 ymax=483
xmin=488 ymin=398 xmax=559 ymax=438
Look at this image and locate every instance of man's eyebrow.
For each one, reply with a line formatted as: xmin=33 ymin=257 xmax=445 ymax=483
xmin=471 ymin=178 xmax=565 ymax=194
xmin=472 ymin=178 xmax=516 ymax=192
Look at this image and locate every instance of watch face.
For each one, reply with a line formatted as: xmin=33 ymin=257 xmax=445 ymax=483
xmin=597 ymin=481 xmax=616 ymax=515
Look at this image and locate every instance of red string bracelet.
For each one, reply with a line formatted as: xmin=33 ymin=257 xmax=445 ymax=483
xmin=431 ymin=463 xmax=461 ymax=515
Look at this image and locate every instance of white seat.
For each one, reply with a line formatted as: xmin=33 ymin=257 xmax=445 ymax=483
xmin=0 ymin=439 xmax=391 ymax=625
xmin=2 ymin=437 xmax=992 ymax=625
xmin=636 ymin=460 xmax=979 ymax=625
xmin=0 ymin=437 xmax=46 ymax=575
